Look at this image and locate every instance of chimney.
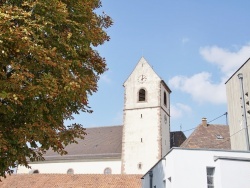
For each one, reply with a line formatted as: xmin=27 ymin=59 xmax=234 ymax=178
xmin=202 ymin=117 xmax=207 ymax=127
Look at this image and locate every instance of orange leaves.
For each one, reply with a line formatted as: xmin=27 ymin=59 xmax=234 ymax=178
xmin=0 ymin=0 xmax=112 ymax=178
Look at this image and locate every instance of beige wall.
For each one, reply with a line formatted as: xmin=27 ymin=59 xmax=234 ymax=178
xmin=226 ymin=58 xmax=250 ymax=150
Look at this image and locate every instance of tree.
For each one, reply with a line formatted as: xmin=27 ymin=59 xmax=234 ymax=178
xmin=0 ymin=0 xmax=112 ymax=177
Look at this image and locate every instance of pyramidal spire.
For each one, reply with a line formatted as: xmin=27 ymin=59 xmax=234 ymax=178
xmin=123 ymin=57 xmax=161 ymax=86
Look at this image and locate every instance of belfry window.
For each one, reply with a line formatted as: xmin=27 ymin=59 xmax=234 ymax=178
xmin=164 ymin=91 xmax=167 ymax=106
xmin=139 ymin=89 xmax=146 ymax=101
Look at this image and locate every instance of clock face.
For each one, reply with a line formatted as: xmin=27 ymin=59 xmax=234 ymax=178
xmin=138 ymin=75 xmax=147 ymax=83
xmin=164 ymin=115 xmax=167 ymax=124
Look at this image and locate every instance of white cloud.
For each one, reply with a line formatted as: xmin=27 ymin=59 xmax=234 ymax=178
xmin=169 ymin=44 xmax=250 ymax=104
xmin=169 ymin=72 xmax=226 ymax=104
xmin=171 ymin=103 xmax=192 ymax=119
xmin=200 ymin=44 xmax=250 ymax=77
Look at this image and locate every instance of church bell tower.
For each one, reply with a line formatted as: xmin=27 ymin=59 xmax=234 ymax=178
xmin=121 ymin=57 xmax=171 ymax=174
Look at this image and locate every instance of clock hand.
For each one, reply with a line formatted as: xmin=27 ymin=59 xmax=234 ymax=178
xmin=141 ymin=75 xmax=145 ymax=81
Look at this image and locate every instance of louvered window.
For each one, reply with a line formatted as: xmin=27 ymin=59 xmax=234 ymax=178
xmin=139 ymin=89 xmax=146 ymax=101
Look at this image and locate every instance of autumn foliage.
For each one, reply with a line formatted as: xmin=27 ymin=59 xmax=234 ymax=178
xmin=0 ymin=0 xmax=112 ymax=177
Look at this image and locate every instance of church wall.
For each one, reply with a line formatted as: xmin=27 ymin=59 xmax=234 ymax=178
xmin=160 ymin=83 xmax=171 ymax=157
xmin=160 ymin=109 xmax=170 ymax=157
xmin=160 ymin=84 xmax=170 ymax=115
xmin=122 ymin=108 xmax=161 ymax=174
xmin=122 ymin=58 xmax=171 ymax=174
xmin=17 ymin=159 xmax=121 ymax=174
xmin=123 ymin=59 xmax=161 ymax=110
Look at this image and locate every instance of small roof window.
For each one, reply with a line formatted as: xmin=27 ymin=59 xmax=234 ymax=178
xmin=216 ymin=134 xmax=224 ymax=139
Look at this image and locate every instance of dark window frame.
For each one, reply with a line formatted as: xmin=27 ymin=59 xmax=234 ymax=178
xmin=207 ymin=167 xmax=215 ymax=188
xmin=164 ymin=91 xmax=167 ymax=106
xmin=138 ymin=88 xmax=146 ymax=102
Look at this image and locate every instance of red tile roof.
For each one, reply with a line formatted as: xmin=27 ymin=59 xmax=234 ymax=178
xmin=0 ymin=174 xmax=142 ymax=188
xmin=181 ymin=124 xmax=231 ymax=150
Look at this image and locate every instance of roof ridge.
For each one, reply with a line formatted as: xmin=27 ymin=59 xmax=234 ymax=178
xmin=85 ymin=125 xmax=123 ymax=129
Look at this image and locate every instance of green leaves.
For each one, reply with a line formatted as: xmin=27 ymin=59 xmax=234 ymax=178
xmin=0 ymin=0 xmax=112 ymax=178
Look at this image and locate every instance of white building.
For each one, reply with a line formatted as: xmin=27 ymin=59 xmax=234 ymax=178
xmin=226 ymin=57 xmax=250 ymax=150
xmin=142 ymin=148 xmax=250 ymax=188
xmin=18 ymin=57 xmax=185 ymax=175
xmin=122 ymin=57 xmax=171 ymax=174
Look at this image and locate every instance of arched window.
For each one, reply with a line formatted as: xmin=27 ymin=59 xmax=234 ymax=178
xmin=67 ymin=168 xmax=74 ymax=174
xmin=139 ymin=89 xmax=146 ymax=102
xmin=164 ymin=91 xmax=167 ymax=106
xmin=104 ymin=167 xmax=112 ymax=174
xmin=33 ymin=170 xmax=39 ymax=174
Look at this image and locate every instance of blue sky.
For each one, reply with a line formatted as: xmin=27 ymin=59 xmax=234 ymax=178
xmin=67 ymin=1 xmax=250 ymax=136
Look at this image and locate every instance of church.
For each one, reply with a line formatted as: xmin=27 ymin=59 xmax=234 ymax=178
xmin=17 ymin=57 xmax=185 ymax=175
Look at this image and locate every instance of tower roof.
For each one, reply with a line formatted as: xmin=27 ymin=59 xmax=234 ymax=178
xmin=123 ymin=57 xmax=160 ymax=85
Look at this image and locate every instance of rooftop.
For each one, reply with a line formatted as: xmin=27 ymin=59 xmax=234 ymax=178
xmin=0 ymin=174 xmax=142 ymax=188
xmin=39 ymin=125 xmax=185 ymax=162
xmin=181 ymin=118 xmax=231 ymax=150
xmin=42 ymin=125 xmax=123 ymax=161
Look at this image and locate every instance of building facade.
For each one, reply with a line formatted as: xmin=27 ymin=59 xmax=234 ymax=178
xmin=226 ymin=58 xmax=250 ymax=150
xmin=121 ymin=57 xmax=171 ymax=174
xmin=142 ymin=148 xmax=250 ymax=188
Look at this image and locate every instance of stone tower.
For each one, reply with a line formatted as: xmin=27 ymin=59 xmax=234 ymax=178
xmin=121 ymin=57 xmax=171 ymax=174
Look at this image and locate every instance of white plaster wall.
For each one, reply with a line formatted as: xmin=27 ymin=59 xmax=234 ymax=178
xmin=160 ymin=84 xmax=171 ymax=157
xmin=17 ymin=159 xmax=121 ymax=174
xmin=122 ymin=58 xmax=164 ymax=174
xmin=142 ymin=149 xmax=250 ymax=188
xmin=226 ymin=59 xmax=250 ymax=150
xmin=217 ymin=158 xmax=250 ymax=188
xmin=122 ymin=108 xmax=161 ymax=174
xmin=161 ymin=108 xmax=170 ymax=157
xmin=122 ymin=57 xmax=171 ymax=174
xmin=123 ymin=57 xmax=161 ymax=110
xmin=160 ymin=84 xmax=170 ymax=115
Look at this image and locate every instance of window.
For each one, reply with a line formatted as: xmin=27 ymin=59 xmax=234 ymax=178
xmin=164 ymin=91 xmax=167 ymax=106
xmin=216 ymin=134 xmax=224 ymax=139
xmin=139 ymin=89 xmax=146 ymax=101
xmin=67 ymin=168 xmax=74 ymax=174
xmin=207 ymin=167 xmax=215 ymax=188
xmin=104 ymin=167 xmax=112 ymax=174
xmin=33 ymin=169 xmax=39 ymax=174
xmin=138 ymin=162 xmax=142 ymax=169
